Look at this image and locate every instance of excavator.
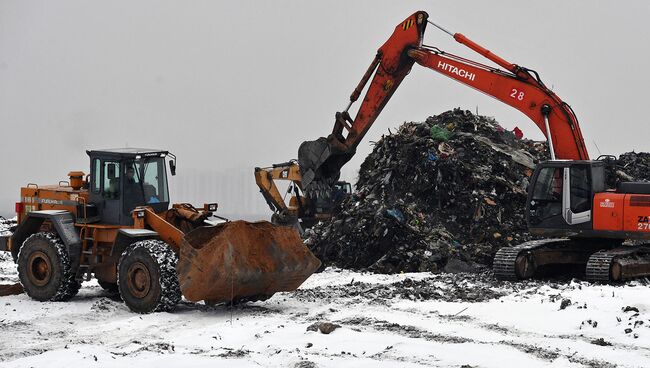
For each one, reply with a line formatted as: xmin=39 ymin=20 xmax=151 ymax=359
xmin=254 ymin=161 xmax=351 ymax=231
xmin=0 ymin=148 xmax=320 ymax=313
xmin=298 ymin=10 xmax=650 ymax=282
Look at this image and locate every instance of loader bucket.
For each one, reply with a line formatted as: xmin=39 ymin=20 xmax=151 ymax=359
xmin=176 ymin=220 xmax=321 ymax=304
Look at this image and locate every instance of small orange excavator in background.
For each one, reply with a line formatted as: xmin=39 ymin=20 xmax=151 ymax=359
xmin=298 ymin=11 xmax=650 ymax=282
xmin=0 ymin=148 xmax=320 ymax=313
xmin=254 ymin=160 xmax=351 ymax=232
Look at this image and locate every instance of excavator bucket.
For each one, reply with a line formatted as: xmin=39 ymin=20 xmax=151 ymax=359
xmin=175 ymin=220 xmax=321 ymax=304
xmin=298 ymin=136 xmax=354 ymax=194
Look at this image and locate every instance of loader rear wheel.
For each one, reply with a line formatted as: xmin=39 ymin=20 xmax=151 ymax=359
xmin=117 ymin=240 xmax=181 ymax=313
xmin=17 ymin=232 xmax=81 ymax=302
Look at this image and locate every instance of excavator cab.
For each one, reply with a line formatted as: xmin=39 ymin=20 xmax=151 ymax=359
xmin=87 ymin=149 xmax=173 ymax=225
xmin=526 ymin=160 xmax=607 ymax=236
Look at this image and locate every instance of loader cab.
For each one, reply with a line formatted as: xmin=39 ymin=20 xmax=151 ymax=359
xmin=87 ymin=148 xmax=172 ymax=225
xmin=526 ymin=160 xmax=607 ymax=236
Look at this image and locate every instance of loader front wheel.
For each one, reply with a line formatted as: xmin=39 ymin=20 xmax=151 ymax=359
xmin=17 ymin=232 xmax=80 ymax=302
xmin=117 ymin=240 xmax=181 ymax=313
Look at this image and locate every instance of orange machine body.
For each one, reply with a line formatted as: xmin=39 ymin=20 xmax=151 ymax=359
xmin=18 ymin=185 xmax=88 ymax=224
xmin=16 ymin=181 xmax=124 ymax=283
xmin=593 ymin=192 xmax=650 ymax=233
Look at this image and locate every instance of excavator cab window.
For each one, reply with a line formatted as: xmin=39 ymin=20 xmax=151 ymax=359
xmin=528 ymin=162 xmax=595 ymax=228
xmin=529 ymin=167 xmax=563 ymax=224
xmin=569 ymin=165 xmax=591 ymax=214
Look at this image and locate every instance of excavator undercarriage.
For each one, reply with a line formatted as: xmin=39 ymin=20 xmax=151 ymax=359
xmin=494 ymin=240 xmax=650 ymax=282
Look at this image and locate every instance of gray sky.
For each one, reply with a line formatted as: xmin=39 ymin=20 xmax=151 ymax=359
xmin=1 ymin=0 xmax=649 ymax=218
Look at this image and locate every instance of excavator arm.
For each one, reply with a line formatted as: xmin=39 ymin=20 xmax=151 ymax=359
xmin=298 ymin=10 xmax=589 ymax=192
xmin=254 ymin=161 xmax=308 ymax=225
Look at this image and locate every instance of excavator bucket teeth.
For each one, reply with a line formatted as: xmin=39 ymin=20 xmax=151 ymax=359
xmin=298 ymin=137 xmax=332 ymax=189
xmin=298 ymin=137 xmax=351 ymax=193
xmin=176 ymin=220 xmax=321 ymax=304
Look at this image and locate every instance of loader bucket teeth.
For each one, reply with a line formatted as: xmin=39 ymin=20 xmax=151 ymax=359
xmin=176 ymin=220 xmax=321 ymax=304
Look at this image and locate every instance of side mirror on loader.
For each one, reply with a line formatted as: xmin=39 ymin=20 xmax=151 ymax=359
xmin=169 ymin=159 xmax=176 ymax=176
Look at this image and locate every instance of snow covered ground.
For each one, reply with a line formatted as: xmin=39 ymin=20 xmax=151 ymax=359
xmin=1 ymin=251 xmax=649 ymax=368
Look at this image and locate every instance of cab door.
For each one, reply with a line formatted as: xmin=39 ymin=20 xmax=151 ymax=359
xmin=100 ymin=160 xmax=122 ymax=224
xmin=561 ymin=165 xmax=592 ymax=225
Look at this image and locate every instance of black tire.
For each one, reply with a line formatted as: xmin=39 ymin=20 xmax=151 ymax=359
xmin=17 ymin=232 xmax=81 ymax=302
xmin=98 ymin=280 xmax=119 ymax=294
xmin=117 ymin=240 xmax=181 ymax=313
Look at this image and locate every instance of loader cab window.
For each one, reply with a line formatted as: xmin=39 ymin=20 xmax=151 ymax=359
xmin=123 ymin=157 xmax=169 ymax=215
xmin=530 ymin=167 xmax=563 ymax=222
xmin=92 ymin=159 xmax=101 ymax=193
xmin=142 ymin=158 xmax=169 ymax=204
xmin=123 ymin=162 xmax=145 ymax=215
xmin=103 ymin=161 xmax=120 ymax=199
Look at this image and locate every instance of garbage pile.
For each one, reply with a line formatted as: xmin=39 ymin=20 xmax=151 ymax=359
xmin=304 ymin=108 xmax=549 ymax=274
xmin=617 ymin=152 xmax=650 ymax=181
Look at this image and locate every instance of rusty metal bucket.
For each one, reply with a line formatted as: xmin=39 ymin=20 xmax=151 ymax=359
xmin=176 ymin=220 xmax=321 ymax=304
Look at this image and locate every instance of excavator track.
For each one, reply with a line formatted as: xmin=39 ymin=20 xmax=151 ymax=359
xmin=586 ymin=246 xmax=650 ymax=282
xmin=585 ymin=252 xmax=615 ymax=282
xmin=493 ymin=239 xmax=573 ymax=281
xmin=493 ymin=247 xmax=521 ymax=281
xmin=494 ymin=239 xmax=613 ymax=281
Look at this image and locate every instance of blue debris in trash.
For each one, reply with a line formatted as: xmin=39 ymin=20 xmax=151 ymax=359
xmin=385 ymin=208 xmax=405 ymax=223
xmin=427 ymin=152 xmax=437 ymax=161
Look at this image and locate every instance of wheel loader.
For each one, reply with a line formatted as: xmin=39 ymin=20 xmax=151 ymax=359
xmin=0 ymin=148 xmax=320 ymax=313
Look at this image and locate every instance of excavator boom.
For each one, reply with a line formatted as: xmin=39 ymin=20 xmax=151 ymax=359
xmin=299 ymin=10 xmax=589 ymax=192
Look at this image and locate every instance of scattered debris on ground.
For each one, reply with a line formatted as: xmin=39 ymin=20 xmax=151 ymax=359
xmin=306 ymin=321 xmax=341 ymax=334
xmin=294 ymin=272 xmax=507 ymax=305
xmin=591 ymin=338 xmax=613 ymax=346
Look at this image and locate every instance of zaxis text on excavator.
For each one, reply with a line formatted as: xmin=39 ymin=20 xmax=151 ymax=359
xmin=297 ymin=10 xmax=650 ymax=282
